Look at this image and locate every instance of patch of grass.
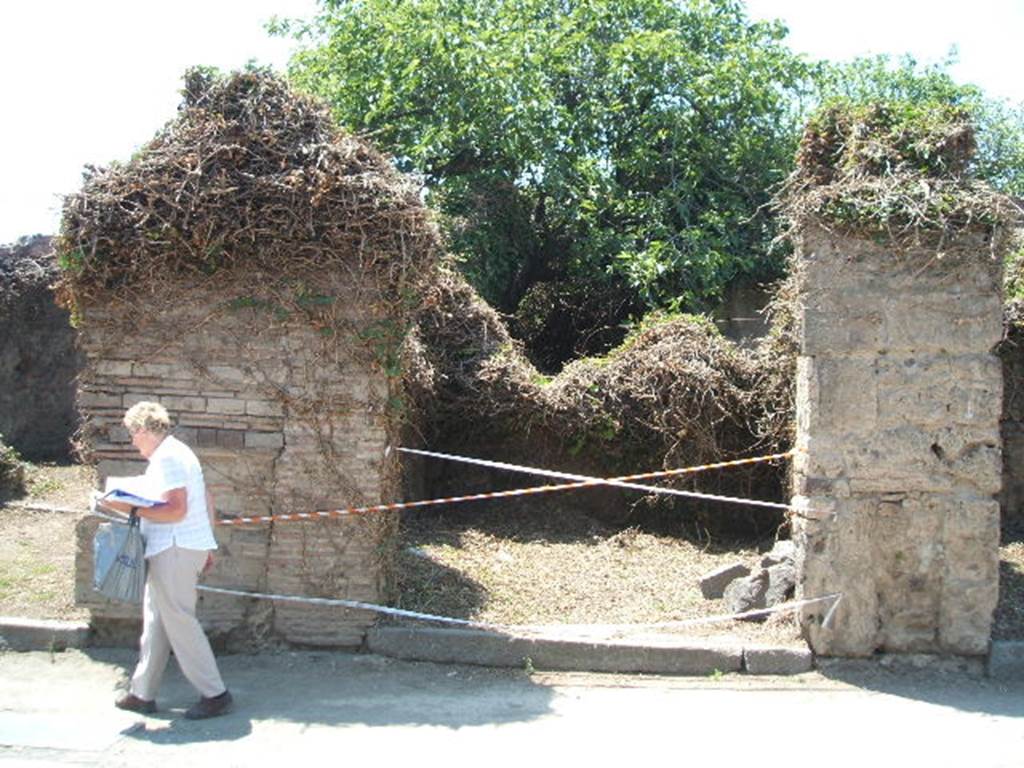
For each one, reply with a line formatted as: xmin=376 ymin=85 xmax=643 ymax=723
xmin=27 ymin=474 xmax=64 ymax=497
xmin=0 ymin=556 xmax=62 ymax=608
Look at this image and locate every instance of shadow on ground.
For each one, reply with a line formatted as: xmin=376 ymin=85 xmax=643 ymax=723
xmin=817 ymin=657 xmax=1024 ymax=718
xmin=87 ymin=647 xmax=556 ymax=740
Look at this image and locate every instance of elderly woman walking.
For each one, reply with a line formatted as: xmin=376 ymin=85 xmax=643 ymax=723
xmin=104 ymin=401 xmax=232 ymax=719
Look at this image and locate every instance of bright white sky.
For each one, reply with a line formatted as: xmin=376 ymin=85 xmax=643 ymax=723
xmin=1 ymin=0 xmax=1021 ymax=245
xmin=745 ymin=0 xmax=1024 ymax=103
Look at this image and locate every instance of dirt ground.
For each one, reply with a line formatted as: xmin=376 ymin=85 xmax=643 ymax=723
xmin=2 ymin=462 xmax=1023 ymax=643
xmin=394 ymin=503 xmax=807 ymax=644
xmin=0 ymin=462 xmax=94 ymax=621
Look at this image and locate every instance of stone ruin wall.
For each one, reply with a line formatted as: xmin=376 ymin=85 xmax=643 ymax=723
xmin=9 ymin=227 xmax=1006 ymax=653
xmin=793 ymin=224 xmax=1003 ymax=656
xmin=998 ymin=318 xmax=1024 ymax=530
xmin=74 ymin=278 xmax=398 ymax=648
xmin=0 ymin=237 xmax=82 ymax=459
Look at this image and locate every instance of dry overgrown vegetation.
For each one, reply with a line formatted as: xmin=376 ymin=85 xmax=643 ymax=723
xmin=53 ymin=67 xmax=447 ymax=554
xmin=57 ymin=66 xmax=438 ymax=314
xmin=405 ymin=266 xmax=796 ymax=540
xmin=776 ymin=100 xmax=1020 ymax=253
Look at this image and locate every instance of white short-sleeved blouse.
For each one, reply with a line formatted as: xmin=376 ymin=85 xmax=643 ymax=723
xmin=141 ymin=435 xmax=218 ymax=557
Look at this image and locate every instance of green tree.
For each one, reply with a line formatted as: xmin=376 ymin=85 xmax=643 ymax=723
xmin=279 ymin=0 xmax=810 ymax=320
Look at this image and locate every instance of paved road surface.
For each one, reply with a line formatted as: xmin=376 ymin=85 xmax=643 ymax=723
xmin=1 ymin=649 xmax=1021 ymax=767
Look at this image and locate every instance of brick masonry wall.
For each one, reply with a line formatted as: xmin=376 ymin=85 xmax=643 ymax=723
xmin=74 ymin=277 xmax=400 ymax=648
xmin=793 ymin=224 xmax=1003 ymax=656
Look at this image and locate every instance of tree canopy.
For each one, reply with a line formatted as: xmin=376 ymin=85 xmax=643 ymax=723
xmin=282 ymin=1 xmax=808 ymax=318
xmin=277 ymin=1 xmax=1023 ymax=367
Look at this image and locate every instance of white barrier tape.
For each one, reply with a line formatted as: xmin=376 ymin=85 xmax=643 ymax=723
xmin=197 ymin=583 xmax=842 ymax=638
xmin=89 ymin=451 xmax=798 ymax=528
xmin=821 ymin=592 xmax=843 ymax=630
xmin=197 ymin=585 xmax=494 ymax=628
xmin=554 ymin=593 xmax=843 ymax=636
xmin=398 ymin=446 xmax=803 ymax=514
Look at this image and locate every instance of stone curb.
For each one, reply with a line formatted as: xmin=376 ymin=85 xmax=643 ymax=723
xmin=987 ymin=641 xmax=1024 ymax=680
xmin=743 ymin=645 xmax=814 ymax=675
xmin=367 ymin=626 xmax=815 ymax=676
xmin=0 ymin=617 xmax=92 ymax=652
xmin=0 ymin=618 xmax=812 ymax=676
xmin=3 ymin=617 xmax=1014 ymax=679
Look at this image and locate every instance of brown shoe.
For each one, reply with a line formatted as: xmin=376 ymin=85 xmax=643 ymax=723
xmin=115 ymin=693 xmax=156 ymax=714
xmin=184 ymin=690 xmax=233 ymax=720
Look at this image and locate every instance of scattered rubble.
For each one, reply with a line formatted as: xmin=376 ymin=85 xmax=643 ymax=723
xmin=700 ymin=539 xmax=797 ymax=620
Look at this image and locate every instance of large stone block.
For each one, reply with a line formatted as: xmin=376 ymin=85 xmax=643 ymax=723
xmin=802 ymin=291 xmax=1002 ymax=356
xmin=801 ymin=304 xmax=884 ymax=356
xmin=803 ymin=425 xmax=1001 ymax=496
xmin=132 ymin=362 xmax=176 ymax=378
xmin=874 ymin=354 xmax=1001 ymax=428
xmin=797 ymin=355 xmax=878 ymax=435
xmin=207 ymin=397 xmax=247 ymax=415
xmin=939 ymin=577 xmax=999 ymax=655
xmin=880 ymin=293 xmax=1003 ymax=354
xmin=95 ymin=360 xmax=133 ymax=377
xmin=245 ymin=399 xmax=284 ymax=417
xmin=78 ymin=390 xmax=123 ymax=409
xmin=160 ymin=394 xmax=208 ymax=413
xmin=244 ymin=431 xmax=285 ymax=451
xmin=698 ymin=562 xmax=750 ymax=599
xmin=941 ymin=501 xmax=1001 ymax=636
xmin=796 ymin=502 xmax=881 ymax=655
xmin=798 ymin=225 xmax=1001 ymax=296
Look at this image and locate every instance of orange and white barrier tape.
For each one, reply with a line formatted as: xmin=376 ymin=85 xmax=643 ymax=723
xmin=215 ymin=449 xmax=795 ymax=526
xmin=399 ymin=446 xmax=802 ymax=514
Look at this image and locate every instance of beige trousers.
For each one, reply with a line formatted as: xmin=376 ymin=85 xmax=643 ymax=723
xmin=130 ymin=546 xmax=225 ymax=700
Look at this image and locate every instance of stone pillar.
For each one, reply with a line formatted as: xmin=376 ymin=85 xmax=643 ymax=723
xmin=793 ymin=224 xmax=1003 ymax=656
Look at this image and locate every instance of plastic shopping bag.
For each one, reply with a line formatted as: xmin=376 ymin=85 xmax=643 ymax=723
xmin=94 ymin=512 xmax=146 ymax=604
